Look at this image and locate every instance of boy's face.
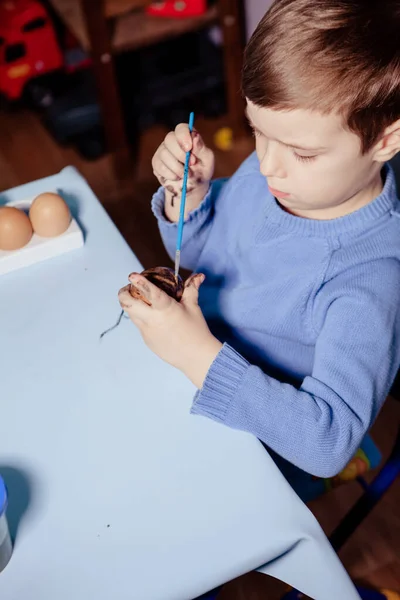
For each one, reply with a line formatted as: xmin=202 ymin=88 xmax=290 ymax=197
xmin=246 ymin=100 xmax=382 ymax=218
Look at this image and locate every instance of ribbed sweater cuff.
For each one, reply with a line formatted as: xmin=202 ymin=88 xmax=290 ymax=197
xmin=191 ymin=343 xmax=249 ymax=421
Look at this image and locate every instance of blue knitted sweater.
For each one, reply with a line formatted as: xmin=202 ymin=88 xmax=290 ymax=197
xmin=152 ymin=152 xmax=400 ymax=478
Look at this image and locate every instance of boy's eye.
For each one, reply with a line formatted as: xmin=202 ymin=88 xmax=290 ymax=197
xmin=293 ymin=152 xmax=317 ymax=163
xmin=250 ymin=128 xmax=318 ymax=162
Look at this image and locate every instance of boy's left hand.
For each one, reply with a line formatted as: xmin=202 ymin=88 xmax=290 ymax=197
xmin=118 ymin=272 xmax=223 ymax=389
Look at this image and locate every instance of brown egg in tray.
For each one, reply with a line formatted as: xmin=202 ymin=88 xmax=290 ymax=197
xmin=0 ymin=192 xmax=84 ymax=276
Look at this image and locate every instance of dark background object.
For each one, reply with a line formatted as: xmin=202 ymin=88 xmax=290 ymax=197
xmin=45 ymin=0 xmax=247 ymax=179
xmin=26 ymin=25 xmax=226 ymax=160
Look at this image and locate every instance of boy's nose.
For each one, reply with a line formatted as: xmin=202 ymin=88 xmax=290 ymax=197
xmin=259 ymin=143 xmax=286 ymax=179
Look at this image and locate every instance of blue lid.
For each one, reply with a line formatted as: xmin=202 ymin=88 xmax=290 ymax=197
xmin=0 ymin=476 xmax=7 ymax=515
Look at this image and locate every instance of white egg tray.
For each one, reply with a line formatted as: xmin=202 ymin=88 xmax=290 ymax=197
xmin=0 ymin=198 xmax=84 ymax=276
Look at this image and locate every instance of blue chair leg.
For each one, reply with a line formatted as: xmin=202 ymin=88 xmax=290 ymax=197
xmin=329 ymin=429 xmax=400 ymax=552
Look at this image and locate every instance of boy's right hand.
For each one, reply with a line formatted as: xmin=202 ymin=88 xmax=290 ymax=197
xmin=152 ymin=124 xmax=215 ymax=223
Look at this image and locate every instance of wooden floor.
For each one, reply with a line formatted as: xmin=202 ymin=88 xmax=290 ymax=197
xmin=1 ymin=107 xmax=399 ymax=598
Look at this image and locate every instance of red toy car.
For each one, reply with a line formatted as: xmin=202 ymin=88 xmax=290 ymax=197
xmin=0 ymin=0 xmax=63 ymax=101
xmin=146 ymin=0 xmax=207 ymax=18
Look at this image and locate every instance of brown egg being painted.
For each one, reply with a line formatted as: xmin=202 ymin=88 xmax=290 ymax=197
xmin=129 ymin=266 xmax=184 ymax=305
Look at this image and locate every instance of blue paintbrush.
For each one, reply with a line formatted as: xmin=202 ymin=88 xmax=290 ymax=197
xmin=175 ymin=112 xmax=195 ymax=278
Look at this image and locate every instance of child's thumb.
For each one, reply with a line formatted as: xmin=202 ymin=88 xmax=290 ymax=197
xmin=182 ymin=273 xmax=206 ymax=305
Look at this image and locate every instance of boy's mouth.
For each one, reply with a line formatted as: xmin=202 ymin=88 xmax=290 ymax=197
xmin=268 ymin=185 xmax=290 ymax=199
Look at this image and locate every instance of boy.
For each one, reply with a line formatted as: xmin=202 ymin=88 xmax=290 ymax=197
xmin=118 ymin=0 xmax=400 ymax=484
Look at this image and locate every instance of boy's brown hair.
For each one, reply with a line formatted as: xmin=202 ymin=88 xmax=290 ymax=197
xmin=242 ymin=0 xmax=400 ymax=154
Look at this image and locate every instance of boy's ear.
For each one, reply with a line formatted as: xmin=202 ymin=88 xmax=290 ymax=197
xmin=372 ymin=119 xmax=400 ymax=162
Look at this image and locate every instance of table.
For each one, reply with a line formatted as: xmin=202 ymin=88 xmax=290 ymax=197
xmin=0 ymin=168 xmax=360 ymax=600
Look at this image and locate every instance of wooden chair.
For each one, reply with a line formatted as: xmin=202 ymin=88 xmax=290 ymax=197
xmin=47 ymin=0 xmax=248 ymax=181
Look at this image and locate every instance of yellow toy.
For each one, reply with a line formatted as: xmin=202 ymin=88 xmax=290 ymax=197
xmin=214 ymin=127 xmax=233 ymax=151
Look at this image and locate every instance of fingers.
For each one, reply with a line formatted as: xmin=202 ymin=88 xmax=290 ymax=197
xmin=152 ymin=131 xmax=195 ymax=185
xmin=152 ymin=125 xmax=214 ymax=196
xmin=118 ymin=283 xmax=153 ymax=325
xmin=152 ymin=146 xmax=181 ymax=182
xmin=164 ymin=131 xmax=188 ymax=164
xmin=191 ymin=131 xmax=205 ymax=157
xmin=181 ymin=273 xmax=205 ymax=306
xmin=129 ymin=283 xmax=152 ymax=307
xmin=175 ymin=123 xmax=194 ymax=152
xmin=128 ymin=273 xmax=173 ymax=310
xmin=118 ymin=285 xmax=135 ymax=311
xmin=191 ymin=134 xmax=215 ymax=182
xmin=159 ymin=142 xmax=185 ymax=179
xmin=175 ymin=127 xmax=210 ymax=170
xmin=191 ymin=132 xmax=210 ymax=161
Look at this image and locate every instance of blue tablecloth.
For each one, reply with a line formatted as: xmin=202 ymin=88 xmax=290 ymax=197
xmin=0 ymin=168 xmax=360 ymax=600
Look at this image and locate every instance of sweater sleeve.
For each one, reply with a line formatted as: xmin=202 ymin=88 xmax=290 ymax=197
xmin=151 ymin=178 xmax=228 ymax=272
xmin=191 ymin=259 xmax=400 ymax=478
